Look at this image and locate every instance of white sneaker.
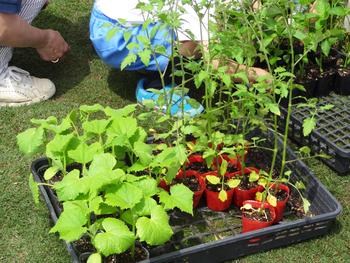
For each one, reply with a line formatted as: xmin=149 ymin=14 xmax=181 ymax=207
xmin=0 ymin=66 xmax=56 ymax=107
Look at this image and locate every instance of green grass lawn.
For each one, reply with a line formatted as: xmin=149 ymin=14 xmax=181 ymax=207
xmin=0 ymin=1 xmax=349 ymax=262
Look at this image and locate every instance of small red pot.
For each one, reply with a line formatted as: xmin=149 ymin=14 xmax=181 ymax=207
xmin=177 ymin=170 xmax=206 ymax=208
xmin=158 ymin=179 xmax=170 ymax=192
xmin=241 ymin=200 xmax=276 ymax=233
xmin=228 ymin=167 xmax=261 ymax=208
xmin=270 ymin=183 xmax=290 ymax=223
xmin=204 ymin=171 xmax=234 ymax=211
xmin=184 ymin=154 xmax=207 ymax=171
xmin=212 ymin=154 xmax=241 ymax=174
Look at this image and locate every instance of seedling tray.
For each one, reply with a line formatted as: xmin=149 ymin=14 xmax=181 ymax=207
xmin=280 ymin=93 xmax=350 ymax=174
xmin=31 ymin=131 xmax=341 ymax=263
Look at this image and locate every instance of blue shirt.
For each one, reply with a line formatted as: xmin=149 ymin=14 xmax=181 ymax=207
xmin=0 ymin=0 xmax=21 ymax=14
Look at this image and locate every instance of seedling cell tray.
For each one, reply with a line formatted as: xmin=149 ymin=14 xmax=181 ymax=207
xmin=280 ymin=93 xmax=350 ymax=174
xmin=31 ymin=131 xmax=342 ymax=263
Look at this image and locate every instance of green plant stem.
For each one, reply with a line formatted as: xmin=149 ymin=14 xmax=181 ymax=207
xmin=279 ymin=5 xmax=296 ymax=179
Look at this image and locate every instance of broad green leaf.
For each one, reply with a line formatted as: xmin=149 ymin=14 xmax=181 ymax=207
xmin=89 ymin=196 xmax=118 ymax=215
xmin=105 ymin=183 xmax=143 ymax=209
xmin=29 ymin=174 xmax=39 ymax=205
xmin=44 ymin=166 xmax=59 ymax=181
xmin=132 ymin=178 xmax=159 ymax=197
xmin=159 ymin=184 xmax=193 ymax=215
xmin=31 ymin=116 xmax=57 ymax=126
xmin=121 ymin=197 xmax=158 ymax=224
xmin=80 ymin=104 xmax=104 ymax=114
xmin=108 ymin=116 xmax=138 ymax=139
xmin=267 ymin=194 xmax=277 ymax=207
xmin=87 ymin=253 xmax=102 ymax=263
xmin=302 ymin=197 xmax=311 ymax=213
xmin=88 ymin=153 xmax=117 ymax=176
xmin=83 ymin=119 xmax=110 ymax=135
xmin=17 ymin=127 xmax=44 ymax=155
xmin=68 ymin=142 xmax=102 ymax=164
xmin=132 ymin=197 xmax=158 ymax=216
xmin=133 ymin=141 xmax=153 ymax=165
xmin=267 ymin=103 xmax=280 ymax=116
xmin=226 ymin=179 xmax=241 ymax=189
xmin=46 ymin=134 xmax=76 ymax=159
xmin=53 ymin=170 xmax=88 ymax=202
xmin=206 ymin=175 xmax=220 ymax=185
xmin=104 ymin=104 xmax=137 ymax=118
xmin=249 ymin=171 xmax=260 ymax=182
xmin=50 ymin=201 xmax=89 ymax=242
xmin=218 ymin=190 xmax=227 ymax=202
xmin=303 ymin=117 xmax=316 ymax=136
xmin=87 ymin=168 xmax=125 ymax=197
xmin=136 ymin=205 xmax=173 ymax=245
xmin=93 ymin=218 xmax=135 ymax=256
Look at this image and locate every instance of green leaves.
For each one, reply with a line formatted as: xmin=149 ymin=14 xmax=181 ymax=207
xmin=68 ymin=142 xmax=102 ymax=165
xmin=303 ymin=117 xmax=316 ymax=136
xmin=206 ymin=175 xmax=220 ymax=185
xmin=93 ymin=218 xmax=135 ymax=256
xmin=17 ymin=127 xmax=44 ymax=155
xmin=136 ymin=205 xmax=173 ymax=246
xmin=87 ymin=253 xmax=102 ymax=263
xmin=105 ymin=183 xmax=143 ymax=209
xmin=159 ymin=184 xmax=194 ymax=215
xmin=50 ymin=201 xmax=89 ymax=242
xmin=53 ymin=170 xmax=88 ymax=202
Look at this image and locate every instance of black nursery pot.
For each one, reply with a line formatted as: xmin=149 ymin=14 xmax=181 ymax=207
xmin=290 ymin=79 xmax=317 ymax=104
xmin=334 ymin=68 xmax=350 ymax=95
xmin=315 ymin=70 xmax=336 ymax=97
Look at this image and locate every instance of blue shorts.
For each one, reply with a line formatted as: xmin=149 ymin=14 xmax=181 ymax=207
xmin=0 ymin=0 xmax=22 ymax=14
xmin=89 ymin=5 xmax=173 ymax=71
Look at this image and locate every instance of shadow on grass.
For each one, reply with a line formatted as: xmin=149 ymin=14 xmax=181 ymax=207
xmin=11 ymin=12 xmax=92 ymax=98
xmin=107 ymin=69 xmax=147 ymax=102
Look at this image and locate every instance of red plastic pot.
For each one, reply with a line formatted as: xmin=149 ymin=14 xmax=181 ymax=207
xmin=184 ymin=154 xmax=207 ymax=172
xmin=241 ymin=200 xmax=276 ymax=233
xmin=227 ymin=167 xmax=261 ymax=208
xmin=204 ymin=171 xmax=234 ymax=211
xmin=177 ymin=170 xmax=206 ymax=208
xmin=212 ymin=154 xmax=241 ymax=174
xmin=270 ymin=183 xmax=290 ymax=223
xmin=158 ymin=179 xmax=170 ymax=192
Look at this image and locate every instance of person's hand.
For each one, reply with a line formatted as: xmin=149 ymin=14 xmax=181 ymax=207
xmin=36 ymin=29 xmax=70 ymax=62
xmin=248 ymin=67 xmax=272 ymax=84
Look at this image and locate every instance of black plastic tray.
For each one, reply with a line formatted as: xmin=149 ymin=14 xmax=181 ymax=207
xmin=280 ymin=93 xmax=350 ymax=174
xmin=31 ymin=131 xmax=342 ymax=263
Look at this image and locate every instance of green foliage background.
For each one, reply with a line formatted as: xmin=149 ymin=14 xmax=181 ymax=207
xmin=0 ymin=0 xmax=349 ymax=262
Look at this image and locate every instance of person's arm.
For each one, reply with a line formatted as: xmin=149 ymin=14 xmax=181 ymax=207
xmin=0 ymin=13 xmax=69 ymax=61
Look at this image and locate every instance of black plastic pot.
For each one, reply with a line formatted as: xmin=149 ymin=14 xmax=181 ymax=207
xmin=334 ymin=69 xmax=350 ymax=95
xmin=79 ymin=243 xmax=150 ymax=263
xmin=31 ymin=129 xmax=342 ymax=263
xmin=315 ymin=70 xmax=336 ymax=97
